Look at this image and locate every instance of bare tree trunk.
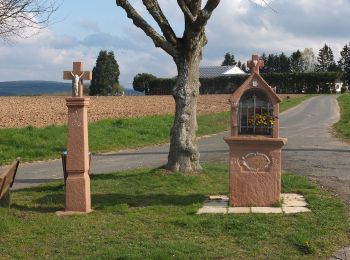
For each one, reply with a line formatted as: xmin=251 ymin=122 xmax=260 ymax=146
xmin=166 ymin=47 xmax=203 ymax=172
xmin=115 ymin=0 xmax=221 ymax=173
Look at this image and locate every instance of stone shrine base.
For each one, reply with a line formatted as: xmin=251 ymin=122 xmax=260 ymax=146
xmin=197 ymin=194 xmax=311 ymax=214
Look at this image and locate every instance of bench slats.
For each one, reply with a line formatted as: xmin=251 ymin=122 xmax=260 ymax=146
xmin=0 ymin=160 xmax=20 ymax=199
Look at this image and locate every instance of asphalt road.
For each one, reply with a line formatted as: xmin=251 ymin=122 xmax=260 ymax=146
xmin=6 ymin=95 xmax=350 ymax=206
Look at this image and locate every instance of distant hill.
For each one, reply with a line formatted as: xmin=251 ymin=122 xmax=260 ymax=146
xmin=0 ymin=81 xmax=144 ymax=96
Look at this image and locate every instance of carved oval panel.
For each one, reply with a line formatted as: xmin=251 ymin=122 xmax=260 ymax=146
xmin=240 ymin=152 xmax=271 ymax=172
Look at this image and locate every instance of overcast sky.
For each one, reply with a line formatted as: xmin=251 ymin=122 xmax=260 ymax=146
xmin=0 ymin=0 xmax=349 ymax=88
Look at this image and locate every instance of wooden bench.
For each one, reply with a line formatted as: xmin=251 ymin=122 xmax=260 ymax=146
xmin=0 ymin=159 xmax=20 ymax=207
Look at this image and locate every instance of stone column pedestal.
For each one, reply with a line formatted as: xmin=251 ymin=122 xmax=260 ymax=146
xmin=65 ymin=97 xmax=91 ymax=213
xmin=224 ymin=136 xmax=287 ymax=207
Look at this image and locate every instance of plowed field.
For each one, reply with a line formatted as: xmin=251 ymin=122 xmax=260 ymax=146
xmin=0 ymin=94 xmax=300 ymax=128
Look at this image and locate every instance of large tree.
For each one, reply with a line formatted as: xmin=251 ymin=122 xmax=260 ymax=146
xmin=316 ymin=44 xmax=337 ymax=72
xmin=339 ymin=43 xmax=350 ymax=85
xmin=90 ymin=50 xmax=120 ymax=96
xmin=221 ymin=52 xmax=236 ymax=66
xmin=289 ymin=50 xmax=304 ymax=73
xmin=0 ymin=0 xmax=58 ymax=41
xmin=116 ymin=0 xmax=220 ymax=172
xmin=133 ymin=73 xmax=157 ymax=94
xmin=301 ymin=48 xmax=316 ymax=72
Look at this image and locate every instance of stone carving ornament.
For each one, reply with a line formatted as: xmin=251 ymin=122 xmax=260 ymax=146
xmin=240 ymin=152 xmax=271 ymax=172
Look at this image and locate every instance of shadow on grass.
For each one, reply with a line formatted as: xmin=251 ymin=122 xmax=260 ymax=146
xmin=90 ymin=167 xmax=166 ymax=181
xmin=11 ymin=203 xmax=62 ymax=213
xmin=92 ymin=193 xmax=206 ymax=209
xmin=13 ymin=191 xmax=206 ymax=213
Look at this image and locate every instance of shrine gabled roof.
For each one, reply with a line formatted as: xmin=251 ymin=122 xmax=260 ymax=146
xmin=231 ymin=72 xmax=282 ymax=104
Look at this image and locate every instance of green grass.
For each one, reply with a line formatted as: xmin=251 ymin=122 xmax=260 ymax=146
xmin=0 ymin=163 xmax=348 ymax=259
xmin=0 ymin=95 xmax=313 ymax=165
xmin=0 ymin=113 xmax=230 ymax=165
xmin=280 ymin=95 xmax=315 ymax=113
xmin=334 ymin=94 xmax=350 ymax=141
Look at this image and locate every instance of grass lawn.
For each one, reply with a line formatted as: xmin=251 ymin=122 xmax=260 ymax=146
xmin=0 ymin=95 xmax=313 ymax=165
xmin=334 ymin=94 xmax=350 ymax=141
xmin=0 ymin=163 xmax=348 ymax=259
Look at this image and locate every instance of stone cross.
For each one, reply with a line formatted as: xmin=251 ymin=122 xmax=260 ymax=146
xmin=247 ymin=54 xmax=264 ymax=75
xmin=64 ymin=62 xmax=92 ymax=97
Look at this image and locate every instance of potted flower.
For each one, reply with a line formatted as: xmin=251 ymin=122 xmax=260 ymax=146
xmin=248 ymin=112 xmax=274 ymax=134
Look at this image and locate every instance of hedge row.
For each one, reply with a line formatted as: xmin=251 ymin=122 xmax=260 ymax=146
xmin=147 ymin=72 xmax=343 ymax=95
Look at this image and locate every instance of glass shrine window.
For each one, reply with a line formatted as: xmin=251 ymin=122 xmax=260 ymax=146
xmin=238 ymin=90 xmax=273 ymax=135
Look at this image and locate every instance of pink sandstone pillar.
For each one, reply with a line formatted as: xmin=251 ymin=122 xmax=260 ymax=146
xmin=63 ymin=62 xmax=92 ymax=213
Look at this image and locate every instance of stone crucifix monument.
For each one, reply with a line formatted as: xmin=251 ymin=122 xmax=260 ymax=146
xmin=62 ymin=62 xmax=92 ymax=213
xmin=224 ymin=54 xmax=287 ymax=207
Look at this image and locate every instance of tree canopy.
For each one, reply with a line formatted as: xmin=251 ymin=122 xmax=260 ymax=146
xmin=339 ymin=43 xmax=350 ymax=85
xmin=316 ymin=44 xmax=337 ymax=72
xmin=221 ymin=52 xmax=236 ymax=66
xmin=89 ymin=50 xmax=120 ymax=96
xmin=289 ymin=50 xmax=304 ymax=73
xmin=133 ymin=73 xmax=157 ymax=94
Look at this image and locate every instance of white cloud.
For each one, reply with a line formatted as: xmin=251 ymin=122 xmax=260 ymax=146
xmin=0 ymin=0 xmax=350 ymax=88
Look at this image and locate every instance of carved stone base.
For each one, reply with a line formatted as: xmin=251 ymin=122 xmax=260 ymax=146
xmin=224 ymin=136 xmax=287 ymax=207
xmin=65 ymin=172 xmax=91 ymax=212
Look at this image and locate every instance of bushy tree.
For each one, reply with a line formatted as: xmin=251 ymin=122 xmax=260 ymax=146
xmin=264 ymin=54 xmax=277 ymax=73
xmin=116 ymin=0 xmax=221 ymax=172
xmin=89 ymin=50 xmax=120 ymax=96
xmin=260 ymin=53 xmax=268 ymax=73
xmin=316 ymin=44 xmax=337 ymax=72
xmin=262 ymin=53 xmax=289 ymax=73
xmin=278 ymin=52 xmax=290 ymax=72
xmin=133 ymin=73 xmax=157 ymax=94
xmin=221 ymin=52 xmax=236 ymax=66
xmin=289 ymin=50 xmax=304 ymax=73
xmin=302 ymin=48 xmax=316 ymax=72
xmin=339 ymin=43 xmax=350 ymax=85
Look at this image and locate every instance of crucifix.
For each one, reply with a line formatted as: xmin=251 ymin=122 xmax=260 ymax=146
xmin=247 ymin=54 xmax=264 ymax=75
xmin=58 ymin=61 xmax=92 ymax=215
xmin=64 ymin=62 xmax=92 ymax=97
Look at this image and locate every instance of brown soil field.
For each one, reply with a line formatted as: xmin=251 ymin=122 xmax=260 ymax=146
xmin=0 ymin=94 xmax=302 ymax=129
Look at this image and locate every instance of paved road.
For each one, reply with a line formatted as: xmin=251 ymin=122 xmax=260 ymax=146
xmin=280 ymin=95 xmax=350 ymax=204
xmin=6 ymin=96 xmax=350 ymax=206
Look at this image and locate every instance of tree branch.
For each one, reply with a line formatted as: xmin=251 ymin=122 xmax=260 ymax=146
xmin=116 ymin=0 xmax=176 ymax=57
xmin=142 ymin=0 xmax=177 ymax=45
xmin=177 ymin=0 xmax=195 ymax=23
xmin=194 ymin=0 xmax=220 ymax=29
xmin=0 ymin=0 xmax=60 ymax=42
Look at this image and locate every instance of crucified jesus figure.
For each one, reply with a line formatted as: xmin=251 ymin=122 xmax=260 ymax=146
xmin=70 ymin=72 xmax=85 ymax=97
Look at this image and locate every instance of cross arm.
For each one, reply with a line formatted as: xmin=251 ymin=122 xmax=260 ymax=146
xmin=63 ymin=71 xmax=74 ymax=80
xmin=63 ymin=71 xmax=92 ymax=81
xmin=81 ymin=71 xmax=92 ymax=81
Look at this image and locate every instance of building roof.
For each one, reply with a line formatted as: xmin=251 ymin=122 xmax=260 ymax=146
xmin=199 ymin=65 xmax=246 ymax=78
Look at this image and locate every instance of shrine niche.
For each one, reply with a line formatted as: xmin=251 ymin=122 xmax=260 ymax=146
xmin=224 ymin=54 xmax=287 ymax=207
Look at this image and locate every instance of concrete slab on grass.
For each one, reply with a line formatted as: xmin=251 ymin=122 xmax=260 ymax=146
xmin=197 ymin=207 xmax=227 ymax=214
xmin=251 ymin=207 xmax=283 ymax=214
xmin=197 ymin=194 xmax=311 ymax=215
xmin=228 ymin=207 xmax=251 ymax=214
xmin=283 ymin=206 xmax=311 ymax=214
